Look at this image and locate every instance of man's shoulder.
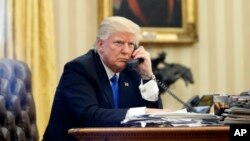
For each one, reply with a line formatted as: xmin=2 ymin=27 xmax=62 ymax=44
xmin=66 ymin=50 xmax=96 ymax=66
xmin=63 ymin=49 xmax=97 ymax=72
xmin=72 ymin=50 xmax=95 ymax=63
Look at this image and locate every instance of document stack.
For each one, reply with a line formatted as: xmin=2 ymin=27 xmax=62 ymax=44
xmin=121 ymin=109 xmax=222 ymax=127
xmin=222 ymin=95 xmax=250 ymax=124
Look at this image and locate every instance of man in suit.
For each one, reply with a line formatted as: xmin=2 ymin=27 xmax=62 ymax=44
xmin=43 ymin=16 xmax=164 ymax=141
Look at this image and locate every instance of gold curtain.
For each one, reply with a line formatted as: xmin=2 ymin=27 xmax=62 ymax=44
xmin=8 ymin=0 xmax=57 ymax=140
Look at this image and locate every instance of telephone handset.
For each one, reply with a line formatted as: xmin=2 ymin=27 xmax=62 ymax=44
xmin=126 ymin=58 xmax=144 ymax=70
xmin=126 ymin=45 xmax=144 ymax=70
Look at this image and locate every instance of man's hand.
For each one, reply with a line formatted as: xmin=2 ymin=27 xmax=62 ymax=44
xmin=132 ymin=46 xmax=154 ymax=80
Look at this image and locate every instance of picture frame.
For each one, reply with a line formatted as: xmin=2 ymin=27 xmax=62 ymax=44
xmin=98 ymin=0 xmax=198 ymax=44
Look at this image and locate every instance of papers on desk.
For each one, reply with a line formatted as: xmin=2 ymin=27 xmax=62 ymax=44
xmin=121 ymin=109 xmax=222 ymax=127
xmin=222 ymin=95 xmax=250 ymax=124
xmin=223 ymin=107 xmax=250 ymax=124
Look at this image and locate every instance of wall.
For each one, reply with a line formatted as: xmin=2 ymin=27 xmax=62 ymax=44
xmin=53 ymin=0 xmax=250 ymax=111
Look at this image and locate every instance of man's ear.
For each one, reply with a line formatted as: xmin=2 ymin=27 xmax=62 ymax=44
xmin=96 ymin=39 xmax=104 ymax=53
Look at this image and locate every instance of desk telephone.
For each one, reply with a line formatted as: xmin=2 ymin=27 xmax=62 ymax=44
xmin=184 ymin=94 xmax=215 ymax=113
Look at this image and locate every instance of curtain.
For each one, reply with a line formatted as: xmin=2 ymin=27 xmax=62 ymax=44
xmin=3 ymin=0 xmax=57 ymax=140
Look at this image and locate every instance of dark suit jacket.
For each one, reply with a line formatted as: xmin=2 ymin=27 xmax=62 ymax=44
xmin=43 ymin=49 xmax=162 ymax=141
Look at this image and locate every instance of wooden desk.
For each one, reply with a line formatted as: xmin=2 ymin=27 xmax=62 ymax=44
xmin=68 ymin=126 xmax=229 ymax=141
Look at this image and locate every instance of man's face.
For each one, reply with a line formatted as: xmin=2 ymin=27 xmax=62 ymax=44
xmin=97 ymin=32 xmax=136 ymax=72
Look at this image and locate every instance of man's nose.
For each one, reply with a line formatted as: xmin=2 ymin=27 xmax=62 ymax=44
xmin=121 ymin=43 xmax=133 ymax=53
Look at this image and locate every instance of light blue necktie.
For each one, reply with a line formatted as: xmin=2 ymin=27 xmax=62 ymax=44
xmin=111 ymin=74 xmax=119 ymax=108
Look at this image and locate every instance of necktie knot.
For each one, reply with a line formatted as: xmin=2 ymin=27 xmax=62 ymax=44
xmin=111 ymin=74 xmax=118 ymax=84
xmin=111 ymin=74 xmax=119 ymax=108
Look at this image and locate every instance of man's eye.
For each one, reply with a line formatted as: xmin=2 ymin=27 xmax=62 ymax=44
xmin=113 ymin=41 xmax=125 ymax=47
xmin=128 ymin=43 xmax=136 ymax=48
xmin=113 ymin=41 xmax=136 ymax=48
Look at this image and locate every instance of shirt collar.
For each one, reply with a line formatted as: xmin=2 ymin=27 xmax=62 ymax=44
xmin=100 ymin=60 xmax=119 ymax=80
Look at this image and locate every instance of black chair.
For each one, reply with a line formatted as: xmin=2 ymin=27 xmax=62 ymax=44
xmin=0 ymin=59 xmax=38 ymax=141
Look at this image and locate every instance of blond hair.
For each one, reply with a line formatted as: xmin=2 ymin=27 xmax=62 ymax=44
xmin=94 ymin=16 xmax=141 ymax=50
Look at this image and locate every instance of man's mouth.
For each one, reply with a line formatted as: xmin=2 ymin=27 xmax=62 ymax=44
xmin=119 ymin=58 xmax=129 ymax=63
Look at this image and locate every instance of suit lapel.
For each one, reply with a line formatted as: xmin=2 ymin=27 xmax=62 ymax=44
xmin=93 ymin=52 xmax=115 ymax=108
xmin=118 ymin=72 xmax=135 ymax=107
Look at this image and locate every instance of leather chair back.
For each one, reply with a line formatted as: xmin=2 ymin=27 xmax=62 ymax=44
xmin=0 ymin=59 xmax=38 ymax=141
